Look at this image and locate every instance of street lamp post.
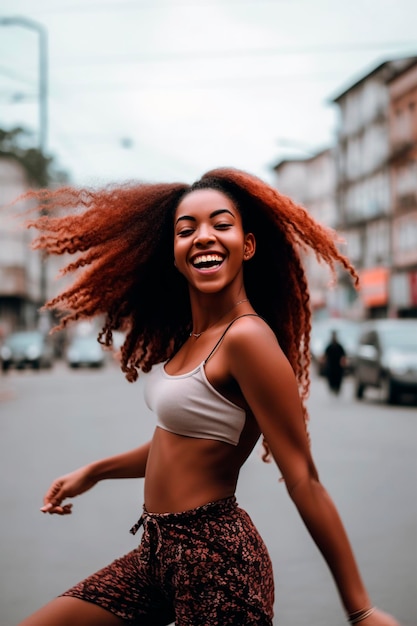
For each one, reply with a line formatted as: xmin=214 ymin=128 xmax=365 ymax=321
xmin=0 ymin=16 xmax=49 ymax=317
xmin=0 ymin=16 xmax=48 ymax=153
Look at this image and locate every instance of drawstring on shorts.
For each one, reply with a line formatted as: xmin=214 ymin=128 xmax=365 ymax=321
xmin=129 ymin=514 xmax=144 ymax=536
xmin=129 ymin=497 xmax=238 ymax=558
xmin=130 ymin=511 xmax=163 ymax=555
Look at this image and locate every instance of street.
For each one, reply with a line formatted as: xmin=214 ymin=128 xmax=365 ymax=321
xmin=0 ymin=363 xmax=416 ymax=626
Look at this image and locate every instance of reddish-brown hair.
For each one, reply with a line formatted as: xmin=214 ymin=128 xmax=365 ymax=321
xmin=25 ymin=167 xmax=358 ymax=442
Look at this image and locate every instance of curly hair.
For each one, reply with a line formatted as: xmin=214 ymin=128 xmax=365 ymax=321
xmin=25 ymin=167 xmax=358 ymax=447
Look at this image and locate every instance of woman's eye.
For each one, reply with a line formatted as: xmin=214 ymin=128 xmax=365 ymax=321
xmin=177 ymin=228 xmax=194 ymax=237
xmin=215 ymin=223 xmax=232 ymax=230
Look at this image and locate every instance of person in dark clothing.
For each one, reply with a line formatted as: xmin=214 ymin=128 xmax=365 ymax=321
xmin=323 ymin=330 xmax=347 ymax=395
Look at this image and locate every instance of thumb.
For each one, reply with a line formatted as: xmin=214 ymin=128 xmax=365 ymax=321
xmin=43 ymin=479 xmax=66 ymax=507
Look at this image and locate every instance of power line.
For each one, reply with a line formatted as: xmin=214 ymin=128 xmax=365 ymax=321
xmin=44 ymin=70 xmax=346 ymax=94
xmin=0 ymin=92 xmax=37 ymax=102
xmin=54 ymin=41 xmax=417 ymax=67
xmin=0 ymin=64 xmax=36 ymax=85
xmin=27 ymin=0 xmax=302 ymax=15
xmin=0 ymin=67 xmax=362 ymax=104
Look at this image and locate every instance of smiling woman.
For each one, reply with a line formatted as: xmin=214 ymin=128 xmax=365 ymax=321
xmin=172 ymin=189 xmax=256 ymax=308
xmin=16 ymin=167 xmax=400 ymax=626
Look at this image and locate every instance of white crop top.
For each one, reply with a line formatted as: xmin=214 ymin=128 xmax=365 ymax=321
xmin=144 ymin=315 xmax=259 ymax=446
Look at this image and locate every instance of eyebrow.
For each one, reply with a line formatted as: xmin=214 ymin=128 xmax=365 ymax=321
xmin=175 ymin=208 xmax=235 ymax=226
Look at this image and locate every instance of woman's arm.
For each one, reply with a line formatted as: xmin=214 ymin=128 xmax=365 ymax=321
xmin=227 ymin=318 xmax=398 ymax=622
xmin=41 ymin=441 xmax=151 ymax=515
xmin=87 ymin=441 xmax=151 ymax=480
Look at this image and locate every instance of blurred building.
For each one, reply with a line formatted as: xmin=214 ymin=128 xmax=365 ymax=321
xmin=332 ymin=56 xmax=417 ymax=319
xmin=272 ymin=55 xmax=417 ymax=322
xmin=271 ymin=157 xmax=309 ymax=206
xmin=0 ymin=155 xmax=63 ymax=337
xmin=0 ymin=155 xmax=39 ymax=336
xmin=387 ymin=59 xmax=417 ymax=317
xmin=273 ymin=149 xmax=345 ymax=318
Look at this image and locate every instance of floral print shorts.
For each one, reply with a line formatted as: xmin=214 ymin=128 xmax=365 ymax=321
xmin=61 ymin=496 xmax=274 ymax=625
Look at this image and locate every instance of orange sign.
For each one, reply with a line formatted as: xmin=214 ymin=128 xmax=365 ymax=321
xmin=410 ymin=271 xmax=417 ymax=306
xmin=359 ymin=267 xmax=389 ymax=307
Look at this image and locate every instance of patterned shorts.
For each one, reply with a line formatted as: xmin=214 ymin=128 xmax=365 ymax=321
xmin=61 ymin=496 xmax=274 ymax=625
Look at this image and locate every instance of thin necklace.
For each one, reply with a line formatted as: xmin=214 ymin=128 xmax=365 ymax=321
xmin=189 ymin=298 xmax=249 ymax=338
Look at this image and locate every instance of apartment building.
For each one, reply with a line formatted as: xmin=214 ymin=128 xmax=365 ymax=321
xmin=0 ymin=155 xmax=63 ymax=336
xmin=0 ymin=155 xmax=39 ymax=336
xmin=332 ymin=56 xmax=417 ymax=318
xmin=273 ymin=149 xmax=343 ymax=317
xmin=272 ymin=56 xmax=417 ymax=321
xmin=387 ymin=59 xmax=417 ymax=317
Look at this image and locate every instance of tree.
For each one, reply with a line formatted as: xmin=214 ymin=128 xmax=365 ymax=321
xmin=0 ymin=126 xmax=68 ymax=187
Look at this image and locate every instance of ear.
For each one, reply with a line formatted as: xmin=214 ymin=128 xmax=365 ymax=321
xmin=243 ymin=233 xmax=256 ymax=260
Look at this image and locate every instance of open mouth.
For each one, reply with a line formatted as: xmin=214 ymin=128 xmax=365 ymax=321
xmin=191 ymin=254 xmax=224 ymax=270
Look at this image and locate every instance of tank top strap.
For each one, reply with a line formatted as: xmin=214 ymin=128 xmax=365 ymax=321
xmin=204 ymin=314 xmax=261 ymax=364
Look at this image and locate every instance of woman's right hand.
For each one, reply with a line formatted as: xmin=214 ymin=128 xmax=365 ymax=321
xmin=40 ymin=466 xmax=98 ymax=515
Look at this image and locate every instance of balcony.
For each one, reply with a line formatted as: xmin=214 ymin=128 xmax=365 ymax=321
xmin=395 ymin=192 xmax=417 ymax=212
xmin=0 ymin=266 xmax=27 ymax=297
xmin=389 ymin=139 xmax=415 ymax=161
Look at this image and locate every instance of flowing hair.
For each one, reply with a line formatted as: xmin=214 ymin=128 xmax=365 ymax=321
xmin=24 ymin=167 xmax=358 ymax=455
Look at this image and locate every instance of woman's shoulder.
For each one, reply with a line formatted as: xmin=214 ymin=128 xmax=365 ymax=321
xmin=226 ymin=313 xmax=278 ymax=347
xmin=224 ymin=313 xmax=292 ymax=383
xmin=229 ymin=312 xmax=272 ymax=330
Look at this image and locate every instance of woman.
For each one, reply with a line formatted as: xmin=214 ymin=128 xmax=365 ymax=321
xmin=19 ymin=168 xmax=400 ymax=625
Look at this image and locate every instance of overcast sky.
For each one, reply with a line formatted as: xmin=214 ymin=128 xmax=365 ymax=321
xmin=1 ymin=0 xmax=416 ymax=186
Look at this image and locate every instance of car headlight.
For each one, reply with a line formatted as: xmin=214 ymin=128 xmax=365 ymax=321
xmin=389 ymin=365 xmax=408 ymax=375
xmin=385 ymin=353 xmax=409 ymax=376
xmin=1 ymin=346 xmax=12 ymax=359
xmin=26 ymin=345 xmax=41 ymax=359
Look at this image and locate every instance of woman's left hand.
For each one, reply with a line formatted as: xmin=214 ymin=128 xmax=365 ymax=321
xmin=350 ymin=608 xmax=401 ymax=626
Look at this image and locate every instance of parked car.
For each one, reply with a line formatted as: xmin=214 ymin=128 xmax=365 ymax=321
xmin=354 ymin=319 xmax=417 ymax=404
xmin=66 ymin=335 xmax=105 ymax=368
xmin=0 ymin=330 xmax=54 ymax=372
xmin=310 ymin=318 xmax=360 ymax=376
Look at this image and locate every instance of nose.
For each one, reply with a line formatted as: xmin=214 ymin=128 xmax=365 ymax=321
xmin=193 ymin=225 xmax=216 ymax=247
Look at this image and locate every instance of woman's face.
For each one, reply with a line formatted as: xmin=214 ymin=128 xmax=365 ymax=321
xmin=173 ymin=188 xmax=255 ymax=295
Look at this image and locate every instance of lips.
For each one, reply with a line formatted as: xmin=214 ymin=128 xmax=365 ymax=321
xmin=191 ymin=253 xmax=224 ymax=270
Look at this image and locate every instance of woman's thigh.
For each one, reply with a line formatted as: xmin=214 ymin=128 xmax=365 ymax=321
xmin=17 ymin=596 xmax=126 ymax=626
xmin=59 ymin=548 xmax=174 ymax=625
xmin=19 ymin=547 xmax=174 ymax=626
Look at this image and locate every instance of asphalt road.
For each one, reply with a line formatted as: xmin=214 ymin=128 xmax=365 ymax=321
xmin=0 ymin=362 xmax=416 ymax=626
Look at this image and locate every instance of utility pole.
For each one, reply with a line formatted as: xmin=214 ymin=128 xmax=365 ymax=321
xmin=0 ymin=17 xmax=48 ymax=154
xmin=0 ymin=16 xmax=49 ymax=322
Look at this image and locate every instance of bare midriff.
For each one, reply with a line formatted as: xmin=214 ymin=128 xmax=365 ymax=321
xmin=144 ymin=420 xmax=260 ymax=513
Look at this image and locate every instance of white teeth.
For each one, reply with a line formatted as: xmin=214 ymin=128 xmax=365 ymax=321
xmin=192 ymin=254 xmax=224 ymax=269
xmin=193 ymin=254 xmax=223 ymax=265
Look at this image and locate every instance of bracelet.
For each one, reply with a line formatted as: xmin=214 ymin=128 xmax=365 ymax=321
xmin=347 ymin=607 xmax=376 ymax=624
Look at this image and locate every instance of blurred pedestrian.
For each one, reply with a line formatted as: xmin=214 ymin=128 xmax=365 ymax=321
xmin=17 ymin=168 xmax=400 ymax=626
xmin=323 ymin=330 xmax=347 ymax=395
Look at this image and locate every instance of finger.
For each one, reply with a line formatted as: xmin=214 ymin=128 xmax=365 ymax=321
xmin=40 ymin=502 xmax=64 ymax=512
xmin=52 ymin=505 xmax=71 ymax=516
xmin=40 ymin=502 xmax=73 ymax=513
xmin=42 ymin=496 xmax=63 ymax=510
xmin=40 ymin=503 xmax=54 ymax=512
xmin=43 ymin=481 xmax=64 ymax=506
xmin=40 ymin=503 xmax=73 ymax=515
